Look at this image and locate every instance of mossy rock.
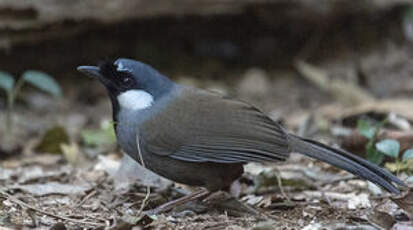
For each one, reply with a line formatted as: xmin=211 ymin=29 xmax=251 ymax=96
xmin=254 ymin=171 xmax=314 ymax=192
xmin=35 ymin=126 xmax=69 ymax=154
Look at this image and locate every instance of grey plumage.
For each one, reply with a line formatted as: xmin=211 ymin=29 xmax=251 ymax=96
xmin=77 ymin=58 xmax=405 ymax=194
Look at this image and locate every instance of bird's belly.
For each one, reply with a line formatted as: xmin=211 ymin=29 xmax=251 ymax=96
xmin=115 ymin=113 xmax=244 ymax=191
xmin=142 ymin=152 xmax=244 ymax=191
xmin=116 ymin=129 xmax=243 ymax=190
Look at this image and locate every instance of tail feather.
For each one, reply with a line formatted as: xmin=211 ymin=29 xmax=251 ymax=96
xmin=288 ymin=134 xmax=405 ymax=194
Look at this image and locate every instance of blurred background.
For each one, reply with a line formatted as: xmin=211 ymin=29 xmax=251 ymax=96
xmin=1 ymin=0 xmax=413 ymax=229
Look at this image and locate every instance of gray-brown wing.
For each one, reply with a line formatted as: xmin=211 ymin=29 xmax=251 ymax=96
xmin=140 ymin=87 xmax=290 ymax=163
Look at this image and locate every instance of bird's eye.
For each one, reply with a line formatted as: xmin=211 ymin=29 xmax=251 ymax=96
xmin=122 ymin=77 xmax=132 ymax=85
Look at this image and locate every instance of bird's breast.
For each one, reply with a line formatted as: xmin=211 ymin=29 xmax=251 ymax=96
xmin=116 ymin=109 xmax=151 ymax=159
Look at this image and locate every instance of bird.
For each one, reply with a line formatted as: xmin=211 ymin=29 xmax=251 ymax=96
xmin=77 ymin=58 xmax=405 ymax=213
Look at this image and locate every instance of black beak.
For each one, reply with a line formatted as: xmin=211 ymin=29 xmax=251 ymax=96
xmin=77 ymin=64 xmax=118 ymax=94
xmin=77 ymin=66 xmax=102 ymax=78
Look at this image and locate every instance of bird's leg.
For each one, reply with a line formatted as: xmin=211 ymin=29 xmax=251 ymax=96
xmin=202 ymin=191 xmax=260 ymax=216
xmin=146 ymin=187 xmax=210 ymax=214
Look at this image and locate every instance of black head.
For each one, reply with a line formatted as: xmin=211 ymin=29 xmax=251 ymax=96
xmin=77 ymin=58 xmax=173 ymax=99
xmin=77 ymin=58 xmax=174 ymax=120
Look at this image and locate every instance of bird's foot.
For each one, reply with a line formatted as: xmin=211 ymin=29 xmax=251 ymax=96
xmin=203 ymin=191 xmax=260 ymax=216
xmin=144 ymin=188 xmax=210 ymax=215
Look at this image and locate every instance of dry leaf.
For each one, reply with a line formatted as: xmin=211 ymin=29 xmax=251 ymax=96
xmin=392 ymin=188 xmax=413 ymax=219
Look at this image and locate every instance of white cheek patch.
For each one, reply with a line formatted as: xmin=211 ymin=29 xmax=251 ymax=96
xmin=117 ymin=90 xmax=154 ymax=110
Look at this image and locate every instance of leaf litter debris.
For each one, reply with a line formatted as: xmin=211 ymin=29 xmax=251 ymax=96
xmin=0 ymin=149 xmax=411 ymax=229
xmin=2 ymin=44 xmax=413 ymax=229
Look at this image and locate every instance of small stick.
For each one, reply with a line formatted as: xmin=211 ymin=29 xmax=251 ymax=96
xmin=136 ymin=134 xmax=151 ymax=215
xmin=75 ymin=190 xmax=97 ymax=208
xmin=274 ymin=169 xmax=291 ymax=203
xmin=0 ymin=191 xmax=105 ymax=227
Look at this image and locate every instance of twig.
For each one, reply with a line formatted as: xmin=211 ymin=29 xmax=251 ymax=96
xmin=72 ymin=175 xmax=106 ymax=210
xmin=274 ymin=169 xmax=291 ymax=203
xmin=314 ymin=184 xmax=332 ymax=206
xmin=136 ymin=134 xmax=151 ymax=215
xmin=0 ymin=191 xmax=105 ymax=227
xmin=266 ymin=213 xmax=296 ymax=224
xmin=74 ymin=190 xmax=97 ymax=208
xmin=317 ymin=174 xmax=357 ymax=187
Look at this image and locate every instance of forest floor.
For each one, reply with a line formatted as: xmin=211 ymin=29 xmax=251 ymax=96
xmin=2 ymin=16 xmax=413 ymax=230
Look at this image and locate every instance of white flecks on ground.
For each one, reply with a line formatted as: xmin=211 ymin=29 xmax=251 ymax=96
xmin=94 ymin=155 xmax=121 ymax=177
xmin=301 ymin=222 xmax=322 ymax=230
xmin=10 ymin=182 xmax=92 ymax=196
xmin=347 ymin=193 xmax=371 ymax=210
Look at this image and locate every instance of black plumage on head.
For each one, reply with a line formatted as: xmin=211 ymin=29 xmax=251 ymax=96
xmin=98 ymin=59 xmax=131 ymax=81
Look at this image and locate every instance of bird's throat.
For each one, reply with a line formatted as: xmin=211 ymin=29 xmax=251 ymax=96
xmin=117 ymin=89 xmax=154 ymax=111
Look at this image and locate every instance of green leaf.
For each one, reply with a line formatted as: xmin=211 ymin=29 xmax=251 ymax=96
xmin=357 ymin=119 xmax=375 ymax=139
xmin=386 ymin=160 xmax=413 ymax=172
xmin=81 ymin=120 xmax=116 ymax=147
xmin=0 ymin=71 xmax=15 ymax=93
xmin=22 ymin=70 xmax=62 ymax=97
xmin=366 ymin=142 xmax=384 ymax=165
xmin=404 ymin=6 xmax=413 ymax=21
xmin=385 ymin=162 xmax=403 ymax=172
xmin=402 ymin=149 xmax=413 ymax=162
xmin=376 ymin=139 xmax=400 ymax=158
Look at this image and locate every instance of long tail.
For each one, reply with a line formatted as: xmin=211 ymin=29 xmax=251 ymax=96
xmin=288 ymin=134 xmax=405 ymax=194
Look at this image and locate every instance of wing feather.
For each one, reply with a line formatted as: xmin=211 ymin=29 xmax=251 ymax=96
xmin=140 ymin=87 xmax=290 ymax=163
